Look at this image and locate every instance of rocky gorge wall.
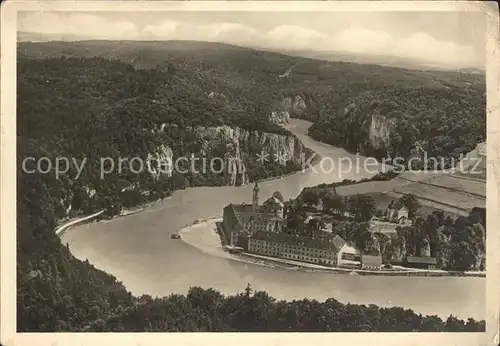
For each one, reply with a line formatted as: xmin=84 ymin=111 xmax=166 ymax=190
xmin=342 ymin=99 xmax=399 ymax=157
xmin=52 ymin=89 xmax=315 ymax=219
xmin=152 ymin=123 xmax=308 ymax=186
xmin=268 ymin=95 xmax=308 ymax=125
xmin=270 ymin=93 xmax=400 ymax=158
xmin=58 ymin=123 xmax=309 ymax=217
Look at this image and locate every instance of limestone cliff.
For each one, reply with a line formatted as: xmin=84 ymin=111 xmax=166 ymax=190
xmin=148 ymin=144 xmax=174 ymax=179
xmin=282 ymin=95 xmax=307 ymax=116
xmin=155 ymin=124 xmax=306 ymax=186
xmin=343 ymin=100 xmax=399 ymax=155
xmin=269 ymin=95 xmax=307 ymax=124
xmin=368 ymin=112 xmax=396 ymax=150
xmin=269 ymin=111 xmax=290 ymax=125
xmin=56 ymin=123 xmax=306 ymax=216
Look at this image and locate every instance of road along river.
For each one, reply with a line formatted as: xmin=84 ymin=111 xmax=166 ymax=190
xmin=61 ymin=119 xmax=485 ymax=320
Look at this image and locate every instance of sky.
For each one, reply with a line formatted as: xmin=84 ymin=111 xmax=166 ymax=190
xmin=18 ymin=10 xmax=486 ymax=68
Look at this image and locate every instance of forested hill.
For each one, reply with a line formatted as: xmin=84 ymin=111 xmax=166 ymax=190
xmin=18 ymin=54 xmax=315 ymax=217
xmin=19 ymin=40 xmax=486 ymax=167
xmin=16 ymin=50 xmax=312 ymax=330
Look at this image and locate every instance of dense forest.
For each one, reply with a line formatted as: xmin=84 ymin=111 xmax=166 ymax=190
xmin=19 ymin=41 xmax=486 ymax=170
xmin=103 ymin=285 xmax=484 ymax=332
xmin=16 ymin=54 xmax=311 ymax=331
xmin=18 ymin=56 xmax=312 ymax=219
xmin=17 ymin=41 xmax=486 ymax=332
xmin=307 ymin=85 xmax=486 ymax=167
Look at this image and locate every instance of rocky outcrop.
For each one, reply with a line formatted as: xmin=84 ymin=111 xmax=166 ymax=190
xmin=194 ymin=125 xmax=248 ymax=186
xmin=282 ymin=95 xmax=307 ymax=116
xmin=58 ymin=185 xmax=97 ymax=218
xmin=269 ymin=111 xmax=290 ymax=125
xmin=368 ymin=112 xmax=397 ymax=150
xmin=206 ymin=91 xmax=229 ymax=104
xmin=343 ymin=100 xmax=398 ymax=153
xmin=54 ymin=123 xmax=308 ymax=219
xmin=148 ymin=144 xmax=174 ymax=179
xmin=269 ymin=95 xmax=307 ymax=124
xmin=156 ymin=124 xmax=306 ymax=186
xmin=338 ymin=99 xmax=430 ymax=159
xmin=284 ymin=95 xmax=307 ymax=116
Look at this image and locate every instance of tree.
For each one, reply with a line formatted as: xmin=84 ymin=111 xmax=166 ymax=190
xmin=301 ymin=189 xmax=319 ymax=207
xmin=244 ymin=283 xmax=253 ymax=297
xmin=322 ymin=193 xmax=345 ymax=214
xmin=470 ymin=223 xmax=486 ymax=270
xmin=306 ymin=218 xmax=325 ymax=236
xmin=286 ymin=213 xmax=304 ymax=230
xmin=347 ymin=195 xmax=376 ymax=221
xmin=382 ymin=241 xmax=394 ymax=264
xmin=469 ymin=207 xmax=486 ymax=227
xmin=444 ymin=315 xmax=465 ymax=332
xmin=373 ymin=232 xmax=390 ymax=258
xmin=448 ymin=241 xmax=476 ymax=271
xmin=351 ymin=223 xmax=373 ymax=252
xmin=398 ymin=194 xmax=421 ymax=218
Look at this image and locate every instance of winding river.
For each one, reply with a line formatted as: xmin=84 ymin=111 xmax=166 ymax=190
xmin=61 ymin=119 xmax=485 ymax=320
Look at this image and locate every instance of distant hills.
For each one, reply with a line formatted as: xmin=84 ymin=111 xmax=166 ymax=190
xmin=16 ymin=37 xmax=487 ymax=332
xmin=257 ymin=46 xmax=484 ymax=73
xmin=17 ymin=38 xmax=486 ymax=169
xmin=18 ymin=31 xmax=484 ymax=73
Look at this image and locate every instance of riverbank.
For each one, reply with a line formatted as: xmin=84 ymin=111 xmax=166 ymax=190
xmin=119 ymin=197 xmax=173 ymax=217
xmin=56 ymin=197 xmax=171 ymax=237
xmin=58 ymin=142 xmax=321 ymax=234
xmin=254 ymin=150 xmax=323 ymax=184
xmin=179 ymin=218 xmax=485 ymax=278
xmin=55 ymin=210 xmax=105 ymax=236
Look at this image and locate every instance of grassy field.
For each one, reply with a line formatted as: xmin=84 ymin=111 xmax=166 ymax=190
xmin=418 ymin=174 xmax=486 ymax=198
xmin=451 ymin=155 xmax=487 ymax=181
xmin=335 ymin=178 xmax=410 ymax=196
xmin=312 ymin=158 xmax=486 ymax=218
xmin=366 ymin=192 xmax=465 ymax=218
xmin=393 ymin=183 xmax=484 ymax=210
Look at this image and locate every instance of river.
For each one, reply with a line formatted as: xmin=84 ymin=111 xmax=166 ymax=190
xmin=60 ymin=119 xmax=485 ymax=320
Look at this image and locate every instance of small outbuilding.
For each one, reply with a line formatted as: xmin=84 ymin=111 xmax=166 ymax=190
xmin=403 ymin=256 xmax=437 ymax=269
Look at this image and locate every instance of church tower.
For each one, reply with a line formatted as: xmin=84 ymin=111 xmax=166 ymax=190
xmin=252 ymin=182 xmax=259 ymax=212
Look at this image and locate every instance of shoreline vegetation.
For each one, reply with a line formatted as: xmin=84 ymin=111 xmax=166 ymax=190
xmin=56 ymin=144 xmax=321 ymax=231
xmin=56 ymin=197 xmax=172 ymax=236
xmin=178 ymin=218 xmax=485 ymax=278
xmin=57 ymin=131 xmax=485 ymax=277
xmin=254 ymin=150 xmax=323 ymax=183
